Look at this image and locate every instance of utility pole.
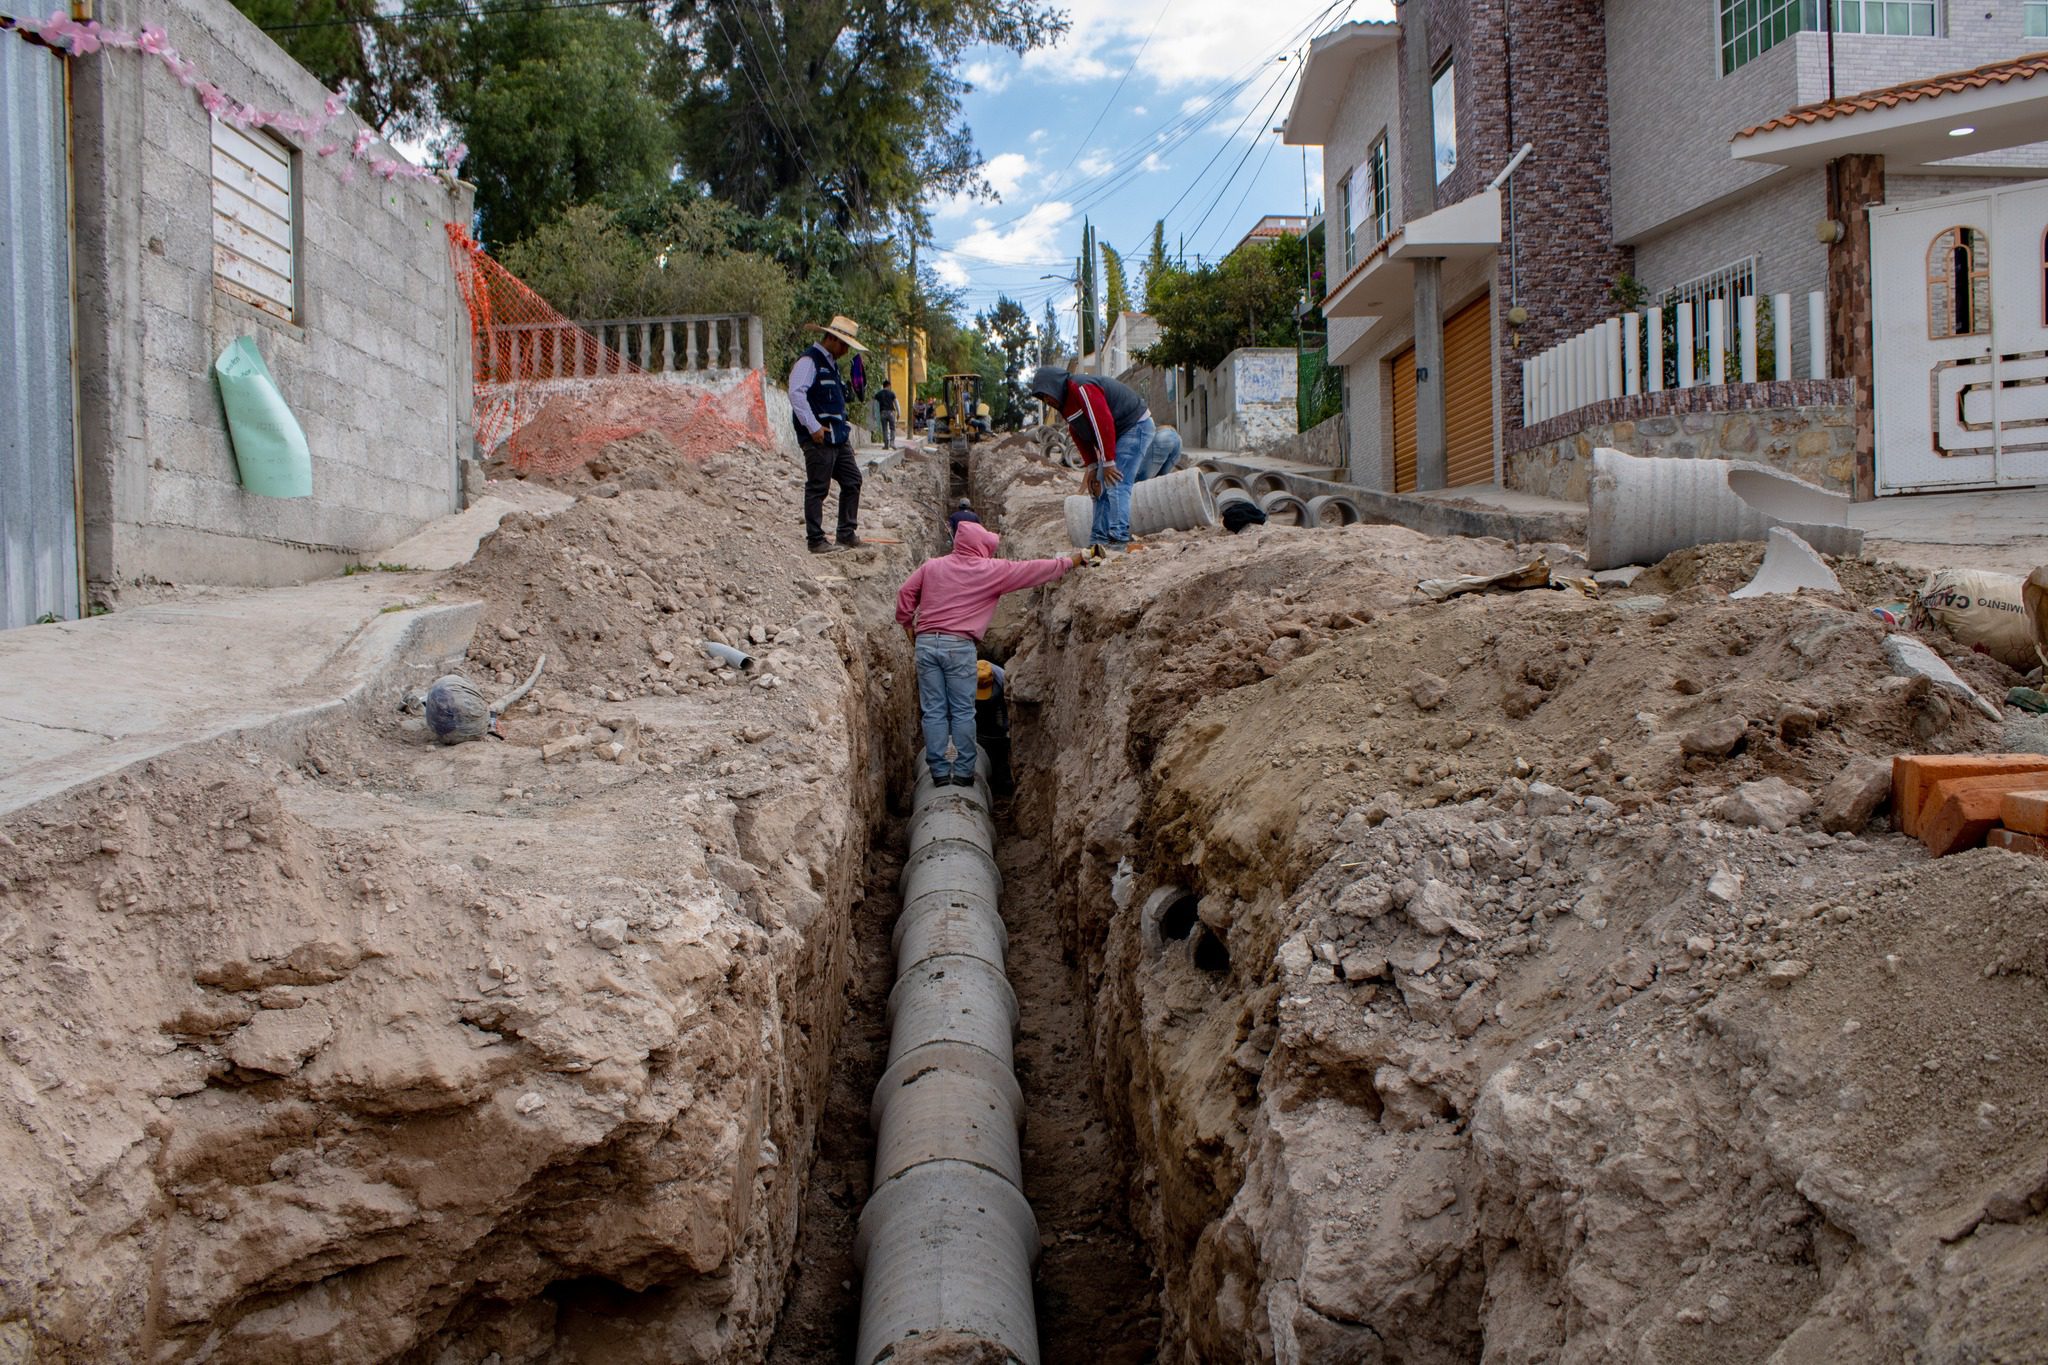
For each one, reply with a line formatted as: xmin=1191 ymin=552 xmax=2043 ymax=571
xmin=908 ymin=226 xmax=920 ymax=395
xmin=1400 ymin=0 xmax=1447 ymax=490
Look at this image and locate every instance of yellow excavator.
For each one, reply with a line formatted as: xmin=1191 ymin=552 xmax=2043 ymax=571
xmin=929 ymin=373 xmax=991 ymax=455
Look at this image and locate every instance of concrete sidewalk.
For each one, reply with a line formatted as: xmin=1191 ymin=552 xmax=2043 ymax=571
xmin=0 ymin=577 xmax=479 ymax=816
xmin=1851 ymin=487 xmax=2048 ymax=575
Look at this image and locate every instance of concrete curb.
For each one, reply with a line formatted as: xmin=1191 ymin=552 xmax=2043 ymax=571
xmin=0 ymin=591 xmax=481 ymax=817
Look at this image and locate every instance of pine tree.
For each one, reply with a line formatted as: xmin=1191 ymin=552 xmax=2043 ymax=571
xmin=1143 ymin=220 xmax=1168 ymax=309
xmin=1101 ymin=243 xmax=1130 ymax=323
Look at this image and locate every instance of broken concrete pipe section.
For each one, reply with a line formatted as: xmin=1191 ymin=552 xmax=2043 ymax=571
xmin=1585 ymin=447 xmax=1863 ymax=572
xmin=855 ymin=747 xmax=1039 ymax=1365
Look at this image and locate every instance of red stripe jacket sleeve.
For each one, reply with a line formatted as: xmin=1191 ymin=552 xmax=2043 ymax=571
xmin=1065 ymin=383 xmax=1118 ymax=467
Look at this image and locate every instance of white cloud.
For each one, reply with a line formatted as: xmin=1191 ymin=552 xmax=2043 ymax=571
xmin=1017 ymin=0 xmax=1369 ymax=91
xmin=1076 ymin=149 xmax=1114 ymax=177
xmin=934 ymin=201 xmax=1077 ymax=282
xmin=931 ymin=150 xmax=1038 ymax=220
xmin=1141 ymin=151 xmax=1169 ymax=173
xmin=1029 ymin=128 xmax=1049 ymax=145
xmin=963 ymin=59 xmax=1009 ymax=93
xmin=1131 ymin=104 xmax=1148 ymax=116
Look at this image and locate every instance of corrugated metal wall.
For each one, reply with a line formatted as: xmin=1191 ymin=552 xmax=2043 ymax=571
xmin=2 ymin=19 xmax=81 ymax=629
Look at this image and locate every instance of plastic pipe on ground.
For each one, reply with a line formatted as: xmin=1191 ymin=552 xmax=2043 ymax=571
xmin=701 ymin=641 xmax=755 ymax=670
xmin=1584 ymin=447 xmax=1864 ymax=571
xmin=856 ymin=748 xmax=1039 ymax=1364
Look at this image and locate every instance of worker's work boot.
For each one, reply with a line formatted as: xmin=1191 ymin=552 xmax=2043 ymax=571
xmin=808 ymin=541 xmax=844 ymax=555
xmin=837 ymin=534 xmax=867 ymax=549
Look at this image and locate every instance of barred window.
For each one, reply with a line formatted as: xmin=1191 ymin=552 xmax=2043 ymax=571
xmin=1720 ymin=0 xmax=1936 ymax=75
xmin=1368 ymin=136 xmax=1392 ymax=246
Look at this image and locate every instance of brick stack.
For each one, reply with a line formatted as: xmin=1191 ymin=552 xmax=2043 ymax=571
xmin=1893 ymin=754 xmax=2048 ymax=858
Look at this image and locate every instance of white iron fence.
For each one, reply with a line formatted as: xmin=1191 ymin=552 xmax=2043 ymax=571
xmin=483 ymin=314 xmax=765 ymax=381
xmin=1522 ymin=292 xmax=1828 ymax=426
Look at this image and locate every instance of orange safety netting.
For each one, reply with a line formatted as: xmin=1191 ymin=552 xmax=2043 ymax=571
xmin=444 ymin=224 xmax=779 ymax=478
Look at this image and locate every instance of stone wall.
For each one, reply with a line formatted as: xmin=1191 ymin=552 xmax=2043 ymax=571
xmin=1210 ymin=349 xmax=1298 ymax=452
xmin=71 ymin=0 xmax=475 ymax=590
xmin=1243 ymin=410 xmax=1345 ymax=467
xmin=1504 ymin=380 xmax=1858 ymax=499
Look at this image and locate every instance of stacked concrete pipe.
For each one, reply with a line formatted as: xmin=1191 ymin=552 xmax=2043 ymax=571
xmin=1062 ymin=468 xmax=1220 ymax=547
xmin=854 ymin=752 xmax=1038 ymax=1364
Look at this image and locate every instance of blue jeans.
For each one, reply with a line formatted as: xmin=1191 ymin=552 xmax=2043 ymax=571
xmin=1138 ymin=425 xmax=1183 ymax=481
xmin=914 ymin=633 xmax=979 ymax=780
xmin=1090 ymin=414 xmax=1155 ymax=545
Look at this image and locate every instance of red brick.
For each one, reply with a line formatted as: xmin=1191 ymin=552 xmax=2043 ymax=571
xmin=1987 ymin=828 xmax=2048 ymax=859
xmin=1920 ymin=772 xmax=2048 ymax=857
xmin=1892 ymin=755 xmax=2048 ymax=839
xmin=2000 ymin=789 xmax=2048 ymax=838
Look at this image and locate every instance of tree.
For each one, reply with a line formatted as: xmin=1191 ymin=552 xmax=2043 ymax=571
xmin=1142 ymin=220 xmax=1168 ymax=309
xmin=1038 ymin=300 xmax=1062 ymax=366
xmin=228 ymin=0 xmax=446 ymax=135
xmin=1142 ymin=237 xmax=1307 ymax=373
xmin=1100 ymin=243 xmax=1130 ymax=323
xmin=437 ymin=7 xmax=679 ymax=245
xmin=665 ymin=0 xmax=1066 ymax=229
xmin=977 ymin=295 xmax=1035 ymax=419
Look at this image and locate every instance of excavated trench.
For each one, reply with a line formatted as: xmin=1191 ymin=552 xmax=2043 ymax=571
xmin=765 ymin=474 xmax=1159 ymax=1361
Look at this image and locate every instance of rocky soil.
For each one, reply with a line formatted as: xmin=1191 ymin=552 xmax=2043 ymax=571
xmin=973 ymin=436 xmax=2048 ymax=1363
xmin=0 ymin=436 xmax=943 ymax=1362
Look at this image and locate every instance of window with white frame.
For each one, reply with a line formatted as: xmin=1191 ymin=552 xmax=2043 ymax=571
xmin=2026 ymin=1 xmax=2048 ymax=38
xmin=1430 ymin=61 xmax=1457 ymax=183
xmin=1721 ymin=0 xmax=1935 ymax=74
xmin=211 ymin=119 xmax=297 ymax=320
xmin=1338 ymin=171 xmax=1356 ymax=271
xmin=1368 ymin=136 xmax=1392 ymax=245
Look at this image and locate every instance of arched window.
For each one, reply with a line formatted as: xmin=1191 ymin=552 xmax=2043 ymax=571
xmin=1928 ymin=226 xmax=1991 ymax=338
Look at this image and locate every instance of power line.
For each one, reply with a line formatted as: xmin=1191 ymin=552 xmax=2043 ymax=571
xmin=1204 ymin=121 xmax=1286 ymax=258
xmin=1046 ymin=0 xmax=1171 ymax=180
xmin=1183 ymin=70 xmax=1299 ymax=249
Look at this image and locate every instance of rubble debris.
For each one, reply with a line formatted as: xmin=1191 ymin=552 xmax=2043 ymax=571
xmin=1729 ymin=527 xmax=1842 ymax=599
xmin=1819 ymin=757 xmax=1892 ymax=833
xmin=1416 ymin=556 xmax=1595 ymax=603
xmin=1882 ymin=633 xmax=2002 ymax=722
xmin=1713 ymin=776 xmax=1814 ymax=832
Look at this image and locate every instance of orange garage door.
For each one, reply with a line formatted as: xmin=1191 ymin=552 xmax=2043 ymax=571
xmin=1390 ymin=295 xmax=1494 ymax=492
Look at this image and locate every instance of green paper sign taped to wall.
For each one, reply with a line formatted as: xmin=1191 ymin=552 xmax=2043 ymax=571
xmin=213 ymin=336 xmax=313 ymax=498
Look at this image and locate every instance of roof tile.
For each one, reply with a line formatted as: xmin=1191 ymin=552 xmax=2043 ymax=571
xmin=1732 ymin=49 xmax=2048 ymax=140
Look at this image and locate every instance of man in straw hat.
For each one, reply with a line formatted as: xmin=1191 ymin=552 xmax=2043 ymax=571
xmin=789 ymin=314 xmax=868 ymax=554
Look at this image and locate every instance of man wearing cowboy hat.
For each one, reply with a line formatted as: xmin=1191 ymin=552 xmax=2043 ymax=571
xmin=789 ymin=315 xmax=868 ymax=554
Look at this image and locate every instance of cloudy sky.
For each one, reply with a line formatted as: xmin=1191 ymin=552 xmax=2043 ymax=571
xmin=925 ymin=0 xmax=1394 ymax=341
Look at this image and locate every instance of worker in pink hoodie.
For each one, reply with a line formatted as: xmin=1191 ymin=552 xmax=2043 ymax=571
xmin=896 ymin=521 xmax=1087 ymax=786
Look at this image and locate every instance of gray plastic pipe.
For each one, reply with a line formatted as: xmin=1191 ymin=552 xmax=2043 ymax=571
xmin=700 ymin=640 xmax=755 ymax=671
xmin=1063 ymin=467 xmax=1219 ymax=547
xmin=854 ymin=752 xmax=1038 ymax=1365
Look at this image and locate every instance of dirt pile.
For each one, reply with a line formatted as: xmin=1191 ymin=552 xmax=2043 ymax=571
xmin=0 ymin=440 xmax=942 ymax=1361
xmin=973 ymin=440 xmax=2048 ymax=1362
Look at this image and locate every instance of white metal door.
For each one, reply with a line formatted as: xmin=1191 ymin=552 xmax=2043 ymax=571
xmin=1873 ymin=195 xmax=1997 ymax=493
xmin=1990 ymin=182 xmax=2048 ymax=487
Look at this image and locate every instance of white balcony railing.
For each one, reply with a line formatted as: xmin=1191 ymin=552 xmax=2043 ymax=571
xmin=1521 ymin=291 xmax=1827 ymax=426
xmin=479 ymin=314 xmax=765 ymax=382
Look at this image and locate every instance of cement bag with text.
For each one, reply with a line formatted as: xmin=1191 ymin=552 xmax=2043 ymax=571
xmin=1914 ymin=568 xmax=2043 ymax=670
xmin=213 ymin=336 xmax=312 ymax=498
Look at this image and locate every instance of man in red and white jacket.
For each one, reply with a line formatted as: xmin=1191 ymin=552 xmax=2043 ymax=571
xmin=1030 ymin=367 xmax=1177 ymax=549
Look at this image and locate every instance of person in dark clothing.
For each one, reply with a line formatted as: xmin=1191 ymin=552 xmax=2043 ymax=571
xmin=947 ymin=499 xmax=981 ymax=542
xmin=1028 ymin=366 xmax=1174 ymax=548
xmin=788 ymin=314 xmax=867 ymax=554
xmin=975 ymin=660 xmax=1014 ymax=796
xmin=877 ymin=380 xmax=900 ymax=449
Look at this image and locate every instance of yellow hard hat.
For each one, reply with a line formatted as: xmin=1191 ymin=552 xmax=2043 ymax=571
xmin=975 ymin=659 xmax=995 ymax=700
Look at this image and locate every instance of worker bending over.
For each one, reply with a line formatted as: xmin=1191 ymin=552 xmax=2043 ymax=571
xmin=975 ymin=661 xmax=1014 ymax=797
xmin=896 ymin=522 xmax=1085 ymax=786
xmin=1029 ymin=366 xmax=1182 ymax=550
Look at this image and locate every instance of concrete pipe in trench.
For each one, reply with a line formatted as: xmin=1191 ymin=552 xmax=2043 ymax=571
xmin=855 ymin=754 xmax=1039 ymax=1364
xmin=1248 ymin=471 xmax=1292 ymax=497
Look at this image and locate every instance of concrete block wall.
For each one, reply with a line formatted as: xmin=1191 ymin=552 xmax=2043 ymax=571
xmin=1504 ymin=385 xmax=1859 ymax=498
xmin=1210 ymin=349 xmax=1298 ymax=452
xmin=71 ymin=0 xmax=475 ymax=589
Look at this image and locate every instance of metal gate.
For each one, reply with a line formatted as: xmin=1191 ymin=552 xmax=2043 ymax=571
xmin=2 ymin=13 xmax=81 ymax=629
xmin=1871 ymin=179 xmax=2048 ymax=495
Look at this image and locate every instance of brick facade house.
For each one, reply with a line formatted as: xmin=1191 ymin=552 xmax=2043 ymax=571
xmin=1285 ymin=1 xmax=2048 ymax=496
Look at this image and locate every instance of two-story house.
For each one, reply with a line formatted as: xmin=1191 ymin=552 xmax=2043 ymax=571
xmin=1285 ymin=1 xmax=2048 ymax=500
